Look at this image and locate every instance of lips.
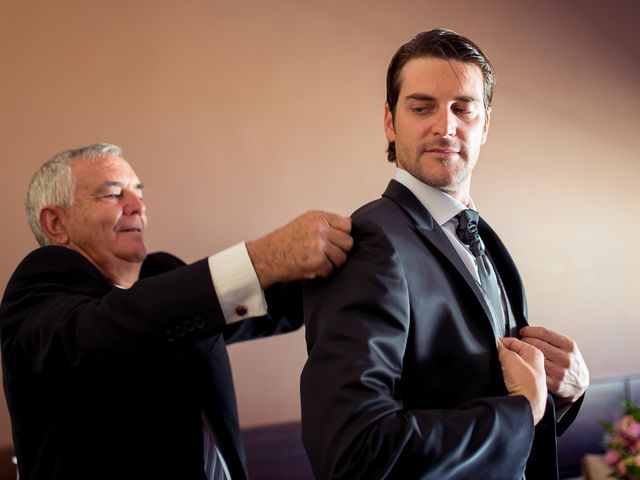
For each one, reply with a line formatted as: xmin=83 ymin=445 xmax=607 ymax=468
xmin=114 ymin=225 xmax=143 ymax=233
xmin=424 ymin=148 xmax=460 ymax=157
xmin=427 ymin=149 xmax=459 ymax=154
xmin=422 ymin=141 xmax=461 ymax=155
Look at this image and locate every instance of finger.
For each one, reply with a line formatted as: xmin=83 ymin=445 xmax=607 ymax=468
xmin=499 ymin=337 xmax=529 ymax=355
xmin=315 ymin=259 xmax=335 ymax=278
xmin=520 ymin=326 xmax=572 ymax=350
xmin=521 ymin=336 xmax=566 ymax=365
xmin=497 ymin=338 xmax=525 ymax=365
xmin=544 ymin=363 xmax=563 ymax=394
xmin=543 ymin=359 xmax=564 ymax=382
xmin=323 ymin=212 xmax=352 ymax=233
xmin=545 ymin=372 xmax=560 ymax=394
xmin=327 ymin=228 xmax=354 ymax=253
xmin=323 ymin=242 xmax=349 ymax=269
xmin=497 ymin=338 xmax=515 ymax=363
xmin=501 ymin=337 xmax=544 ymax=364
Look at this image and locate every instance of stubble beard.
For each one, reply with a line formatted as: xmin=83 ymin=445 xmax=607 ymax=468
xmin=411 ymin=146 xmax=471 ymax=194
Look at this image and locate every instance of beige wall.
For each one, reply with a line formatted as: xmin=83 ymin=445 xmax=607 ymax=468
xmin=1 ymin=0 xmax=638 ymax=448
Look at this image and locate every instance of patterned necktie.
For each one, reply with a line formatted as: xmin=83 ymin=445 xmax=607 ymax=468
xmin=455 ymin=209 xmax=507 ymax=337
xmin=202 ymin=413 xmax=230 ymax=480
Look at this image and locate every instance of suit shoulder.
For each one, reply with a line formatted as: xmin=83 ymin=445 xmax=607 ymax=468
xmin=351 ymin=196 xmax=413 ymax=239
xmin=2 ymin=246 xmax=106 ymax=301
xmin=352 ymin=196 xmax=400 ymax=220
xmin=12 ymin=246 xmax=100 ymax=279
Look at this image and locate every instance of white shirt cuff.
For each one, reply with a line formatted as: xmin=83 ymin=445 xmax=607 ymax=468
xmin=208 ymin=242 xmax=268 ymax=324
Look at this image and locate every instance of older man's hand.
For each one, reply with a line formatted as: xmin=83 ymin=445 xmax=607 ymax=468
xmin=520 ymin=326 xmax=589 ymax=405
xmin=246 ymin=211 xmax=353 ymax=289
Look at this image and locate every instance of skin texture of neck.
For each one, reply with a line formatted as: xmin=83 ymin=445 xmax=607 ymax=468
xmin=441 ymin=174 xmax=472 ymax=206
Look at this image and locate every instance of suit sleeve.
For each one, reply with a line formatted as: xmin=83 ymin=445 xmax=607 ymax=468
xmin=221 ymin=281 xmax=303 ymax=345
xmin=141 ymin=250 xmax=303 ymax=345
xmin=301 ymin=218 xmax=535 ymax=480
xmin=0 ymin=247 xmax=228 ymax=377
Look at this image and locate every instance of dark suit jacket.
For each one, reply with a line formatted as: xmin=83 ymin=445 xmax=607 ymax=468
xmin=0 ymin=246 xmax=302 ymax=480
xmin=301 ymin=181 xmax=580 ymax=480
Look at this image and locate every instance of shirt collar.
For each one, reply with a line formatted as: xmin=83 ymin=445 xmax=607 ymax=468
xmin=393 ymin=167 xmax=477 ymax=226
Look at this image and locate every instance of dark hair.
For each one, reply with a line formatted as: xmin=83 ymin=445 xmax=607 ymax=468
xmin=385 ymin=28 xmax=495 ymax=162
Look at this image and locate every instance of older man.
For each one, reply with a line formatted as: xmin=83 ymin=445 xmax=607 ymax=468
xmin=0 ymin=143 xmax=353 ymax=480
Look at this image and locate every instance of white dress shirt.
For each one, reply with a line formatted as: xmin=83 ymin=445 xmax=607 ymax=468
xmin=394 ymin=168 xmax=481 ymax=283
xmin=208 ymin=242 xmax=268 ymax=324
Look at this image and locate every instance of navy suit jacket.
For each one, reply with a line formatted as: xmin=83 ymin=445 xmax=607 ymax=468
xmin=301 ymin=181 xmax=580 ymax=480
xmin=0 ymin=246 xmax=302 ymax=480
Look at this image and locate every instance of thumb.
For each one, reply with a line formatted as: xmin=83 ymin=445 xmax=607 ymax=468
xmin=497 ymin=337 xmax=512 ymax=363
xmin=499 ymin=336 xmax=533 ymax=357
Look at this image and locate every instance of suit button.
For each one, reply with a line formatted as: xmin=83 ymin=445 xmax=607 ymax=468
xmin=194 ymin=316 xmax=205 ymax=329
xmin=175 ymin=325 xmax=185 ymax=338
xmin=165 ymin=330 xmax=175 ymax=343
xmin=184 ymin=320 xmax=194 ymax=332
xmin=235 ymin=305 xmax=248 ymax=316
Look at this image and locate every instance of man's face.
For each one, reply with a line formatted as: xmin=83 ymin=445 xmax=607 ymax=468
xmin=61 ymin=154 xmax=147 ymax=282
xmin=384 ymin=57 xmax=490 ymax=200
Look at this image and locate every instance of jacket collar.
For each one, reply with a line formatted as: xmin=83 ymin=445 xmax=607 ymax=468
xmin=382 ymin=180 xmax=527 ymax=334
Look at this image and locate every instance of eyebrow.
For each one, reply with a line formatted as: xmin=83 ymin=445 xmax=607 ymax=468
xmin=405 ymin=93 xmax=479 ymax=103
xmin=94 ymin=180 xmax=144 ymax=194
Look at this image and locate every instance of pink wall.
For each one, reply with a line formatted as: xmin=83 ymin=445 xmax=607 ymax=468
xmin=1 ymin=0 xmax=638 ymax=448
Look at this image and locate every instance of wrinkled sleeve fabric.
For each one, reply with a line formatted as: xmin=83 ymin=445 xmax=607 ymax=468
xmin=301 ymin=218 xmax=535 ymax=480
xmin=221 ymin=280 xmax=303 ymax=345
xmin=0 ymin=246 xmax=228 ymax=378
xmin=141 ymin=248 xmax=303 ymax=346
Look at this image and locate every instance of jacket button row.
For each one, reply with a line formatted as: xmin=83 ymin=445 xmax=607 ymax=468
xmin=165 ymin=317 xmax=206 ymax=343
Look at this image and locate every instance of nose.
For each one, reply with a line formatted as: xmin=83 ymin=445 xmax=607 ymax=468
xmin=432 ymin=108 xmax=456 ymax=138
xmin=123 ymin=189 xmax=146 ymax=217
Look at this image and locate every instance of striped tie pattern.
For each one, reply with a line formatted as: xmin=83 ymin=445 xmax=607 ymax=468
xmin=455 ymin=209 xmax=508 ymax=337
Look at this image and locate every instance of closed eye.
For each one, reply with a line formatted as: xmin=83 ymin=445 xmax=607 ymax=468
xmin=411 ymin=105 xmax=435 ymax=115
xmin=103 ymin=192 xmax=123 ymax=199
xmin=452 ymin=98 xmax=479 ymax=116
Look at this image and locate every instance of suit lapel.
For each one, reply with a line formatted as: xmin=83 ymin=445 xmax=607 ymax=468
xmin=381 ymin=181 xmax=498 ymax=333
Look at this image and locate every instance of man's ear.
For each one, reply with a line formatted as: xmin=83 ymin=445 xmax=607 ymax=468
xmin=384 ymin=103 xmax=396 ymax=142
xmin=481 ymin=107 xmax=491 ymax=145
xmin=40 ymin=206 xmax=70 ymax=245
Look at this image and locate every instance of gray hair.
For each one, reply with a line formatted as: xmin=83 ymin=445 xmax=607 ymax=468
xmin=26 ymin=143 xmax=124 ymax=246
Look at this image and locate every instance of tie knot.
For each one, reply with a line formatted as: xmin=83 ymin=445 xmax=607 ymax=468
xmin=455 ymin=209 xmax=484 ymax=257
